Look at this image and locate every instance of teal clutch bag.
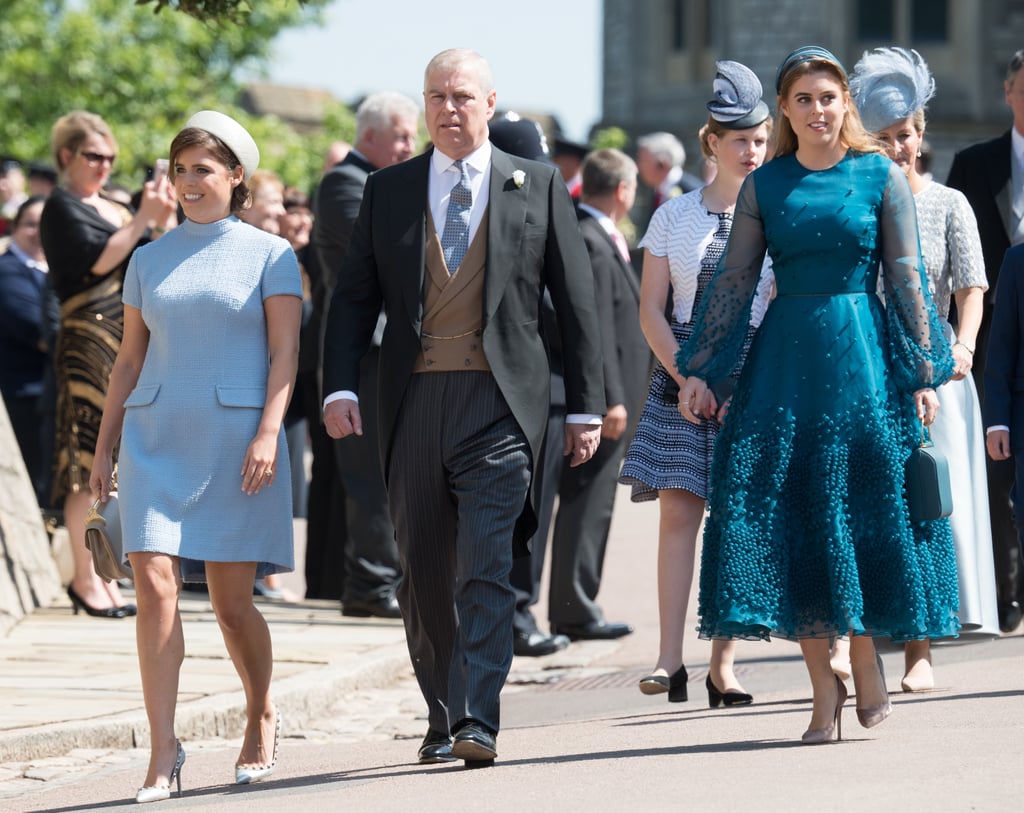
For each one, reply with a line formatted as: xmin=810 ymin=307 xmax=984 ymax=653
xmin=904 ymin=423 xmax=953 ymax=523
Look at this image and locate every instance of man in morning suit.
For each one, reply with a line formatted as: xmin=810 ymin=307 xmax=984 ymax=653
xmin=321 ymin=49 xmax=606 ymax=767
xmin=306 ymin=92 xmax=419 ymax=611
xmin=548 ymin=148 xmax=650 ymax=640
xmin=983 ymin=243 xmax=1024 ymax=570
xmin=947 ymin=50 xmax=1024 ymax=632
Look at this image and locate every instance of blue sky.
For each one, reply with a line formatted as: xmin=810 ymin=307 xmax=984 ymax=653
xmin=265 ymin=0 xmax=603 ymax=141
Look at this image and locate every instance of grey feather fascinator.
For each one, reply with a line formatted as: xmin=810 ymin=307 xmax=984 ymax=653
xmin=849 ymin=47 xmax=935 ymax=133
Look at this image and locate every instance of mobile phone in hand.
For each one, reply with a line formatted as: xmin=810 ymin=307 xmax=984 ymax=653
xmin=153 ymin=158 xmax=169 ymax=184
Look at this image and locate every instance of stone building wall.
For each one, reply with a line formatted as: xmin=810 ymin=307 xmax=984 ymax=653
xmin=600 ymin=0 xmax=1024 ymax=181
xmin=0 ymin=398 xmax=61 ymax=635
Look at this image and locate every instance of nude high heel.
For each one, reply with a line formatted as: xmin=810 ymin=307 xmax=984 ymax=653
xmin=235 ymin=709 xmax=281 ymax=784
xmin=135 ymin=740 xmax=185 ymax=804
xmin=802 ymin=676 xmax=847 ymax=745
xmin=857 ymin=653 xmax=893 ymax=728
xmin=901 ymin=640 xmax=934 ymax=692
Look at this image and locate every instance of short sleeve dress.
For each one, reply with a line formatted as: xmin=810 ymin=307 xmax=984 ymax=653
xmin=618 ymin=189 xmax=773 ymax=501
xmin=118 ymin=217 xmax=303 ymax=581
xmin=679 ymin=151 xmax=960 ymax=642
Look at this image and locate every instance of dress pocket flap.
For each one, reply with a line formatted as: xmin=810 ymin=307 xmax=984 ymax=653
xmin=123 ymin=384 xmax=161 ymax=408
xmin=215 ymin=385 xmax=266 ymax=408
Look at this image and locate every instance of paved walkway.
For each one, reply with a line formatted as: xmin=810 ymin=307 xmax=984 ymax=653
xmin=2 ymin=489 xmax=1024 ymax=806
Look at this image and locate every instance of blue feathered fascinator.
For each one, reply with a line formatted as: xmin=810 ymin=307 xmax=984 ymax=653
xmin=849 ymin=47 xmax=935 ymax=133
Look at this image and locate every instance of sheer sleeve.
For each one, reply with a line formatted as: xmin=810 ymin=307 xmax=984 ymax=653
xmin=880 ymin=163 xmax=954 ymax=391
xmin=676 ymin=174 xmax=767 ymax=383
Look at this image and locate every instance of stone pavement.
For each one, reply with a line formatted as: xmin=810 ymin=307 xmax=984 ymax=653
xmin=0 ymin=507 xmax=626 ymax=800
xmin=2 ymin=490 xmax=1024 ymax=807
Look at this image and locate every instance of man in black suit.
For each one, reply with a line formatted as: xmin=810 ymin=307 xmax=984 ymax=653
xmin=548 ymin=149 xmax=650 ymax=641
xmin=948 ymin=50 xmax=1024 ymax=632
xmin=485 ymin=115 xmax=573 ymax=657
xmin=306 ymin=92 xmax=419 ymax=612
xmin=322 ymin=49 xmax=605 ymax=767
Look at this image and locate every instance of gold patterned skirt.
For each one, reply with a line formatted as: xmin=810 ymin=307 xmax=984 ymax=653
xmin=51 ymin=273 xmax=123 ymax=505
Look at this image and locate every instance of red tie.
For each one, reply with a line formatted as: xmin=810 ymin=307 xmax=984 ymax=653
xmin=611 ymin=229 xmax=631 ymax=263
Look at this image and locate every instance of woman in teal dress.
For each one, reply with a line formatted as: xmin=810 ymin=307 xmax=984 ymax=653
xmin=677 ymin=46 xmax=959 ymax=744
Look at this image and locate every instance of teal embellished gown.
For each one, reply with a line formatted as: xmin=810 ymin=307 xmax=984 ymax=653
xmin=678 ymin=151 xmax=960 ymax=642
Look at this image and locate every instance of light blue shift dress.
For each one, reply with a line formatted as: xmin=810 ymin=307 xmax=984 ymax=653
xmin=118 ymin=216 xmax=302 ymax=582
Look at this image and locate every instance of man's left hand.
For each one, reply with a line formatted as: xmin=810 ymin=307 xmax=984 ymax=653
xmin=602 ymin=404 xmax=628 ymax=440
xmin=564 ymin=423 xmax=602 ymax=467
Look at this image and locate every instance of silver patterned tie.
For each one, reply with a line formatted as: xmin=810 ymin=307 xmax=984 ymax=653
xmin=441 ymin=159 xmax=472 ymax=273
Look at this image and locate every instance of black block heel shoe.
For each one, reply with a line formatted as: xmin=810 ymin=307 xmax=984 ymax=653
xmin=668 ymin=665 xmax=689 ymax=702
xmin=706 ymin=674 xmax=753 ymax=707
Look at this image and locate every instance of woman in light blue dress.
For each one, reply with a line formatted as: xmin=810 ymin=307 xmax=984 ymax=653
xmin=677 ymin=47 xmax=959 ymax=745
xmin=91 ymin=111 xmax=302 ymax=802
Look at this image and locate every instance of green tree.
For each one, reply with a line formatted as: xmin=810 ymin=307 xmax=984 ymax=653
xmin=0 ymin=0 xmax=351 ymax=193
xmin=137 ymin=1 xmax=310 ymax=23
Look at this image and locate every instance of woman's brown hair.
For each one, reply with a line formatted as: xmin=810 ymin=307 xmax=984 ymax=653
xmin=168 ymin=128 xmax=251 ymax=215
xmin=772 ymin=58 xmax=883 ymax=158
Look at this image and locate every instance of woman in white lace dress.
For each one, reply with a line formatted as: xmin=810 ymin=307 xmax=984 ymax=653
xmin=848 ymin=47 xmax=999 ymax=691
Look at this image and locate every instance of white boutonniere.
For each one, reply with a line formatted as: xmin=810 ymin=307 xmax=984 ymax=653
xmin=512 ymin=170 xmax=526 ymax=188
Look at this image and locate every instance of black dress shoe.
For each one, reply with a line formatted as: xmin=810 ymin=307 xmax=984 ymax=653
xmin=551 ymin=620 xmax=633 ymax=641
xmin=341 ymin=594 xmax=402 ymax=619
xmin=706 ymin=673 xmax=752 ymax=707
xmin=417 ymin=728 xmax=456 ymax=764
xmin=451 ymin=720 xmax=497 ymax=766
xmin=513 ymin=630 xmax=570 ymax=657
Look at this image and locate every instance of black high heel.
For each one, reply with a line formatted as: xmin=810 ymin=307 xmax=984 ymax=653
xmin=706 ymin=674 xmax=754 ymax=707
xmin=668 ymin=665 xmax=689 ymax=702
xmin=67 ymin=586 xmax=129 ymax=619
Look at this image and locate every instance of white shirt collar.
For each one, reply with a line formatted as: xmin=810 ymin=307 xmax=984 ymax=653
xmin=431 ymin=140 xmax=492 ymax=176
xmin=577 ymin=202 xmax=617 ymax=235
xmin=660 ymin=165 xmax=683 ymax=197
xmin=1012 ymin=127 xmax=1024 ymax=168
xmin=6 ymin=241 xmax=48 ymax=272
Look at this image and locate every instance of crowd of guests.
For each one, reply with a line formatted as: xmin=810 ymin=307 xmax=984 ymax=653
xmin=2 ymin=41 xmax=1024 ymax=799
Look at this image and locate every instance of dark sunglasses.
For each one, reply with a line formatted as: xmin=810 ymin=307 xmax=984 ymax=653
xmin=80 ymin=151 xmax=116 ymax=166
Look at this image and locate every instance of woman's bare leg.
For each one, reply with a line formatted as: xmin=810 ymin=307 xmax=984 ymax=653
xmin=649 ymin=489 xmax=705 ymax=676
xmin=130 ymin=552 xmax=184 ymax=787
xmin=206 ymin=562 xmax=277 ymax=768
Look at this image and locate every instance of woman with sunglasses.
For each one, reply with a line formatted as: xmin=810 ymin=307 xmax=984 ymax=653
xmin=40 ymin=110 xmax=176 ymax=619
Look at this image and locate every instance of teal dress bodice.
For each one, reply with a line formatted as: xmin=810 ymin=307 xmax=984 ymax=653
xmin=679 ymin=152 xmax=959 ymax=642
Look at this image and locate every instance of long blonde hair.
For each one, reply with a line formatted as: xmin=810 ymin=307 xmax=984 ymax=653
xmin=773 ymin=58 xmax=883 ymax=158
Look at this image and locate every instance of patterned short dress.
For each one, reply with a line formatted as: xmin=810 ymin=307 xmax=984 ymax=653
xmin=619 ymin=189 xmax=772 ymax=501
xmin=40 ymin=188 xmax=135 ymax=505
